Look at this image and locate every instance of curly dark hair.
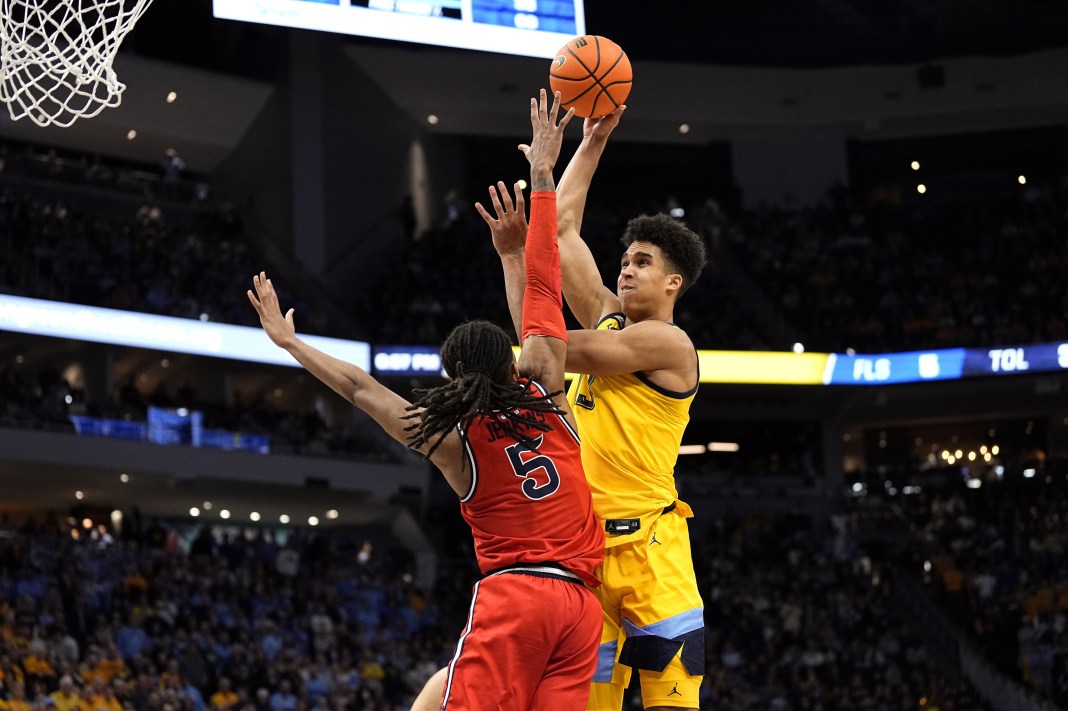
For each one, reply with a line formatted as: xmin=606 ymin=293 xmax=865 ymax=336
xmin=403 ymin=320 xmax=563 ymax=458
xmin=621 ymin=213 xmax=708 ymax=299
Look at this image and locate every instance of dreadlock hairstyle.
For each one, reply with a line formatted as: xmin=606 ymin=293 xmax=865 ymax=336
xmin=403 ymin=320 xmax=564 ymax=459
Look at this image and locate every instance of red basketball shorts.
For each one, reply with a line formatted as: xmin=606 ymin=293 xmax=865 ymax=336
xmin=440 ymin=567 xmax=602 ymax=711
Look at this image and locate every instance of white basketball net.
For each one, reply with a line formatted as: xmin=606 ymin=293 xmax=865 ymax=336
xmin=0 ymin=0 xmax=154 ymax=128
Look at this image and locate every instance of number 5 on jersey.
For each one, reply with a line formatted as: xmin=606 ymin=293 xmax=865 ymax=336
xmin=506 ymin=435 xmax=561 ymax=500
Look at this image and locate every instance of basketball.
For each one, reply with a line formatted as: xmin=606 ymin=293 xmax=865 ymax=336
xmin=549 ymin=35 xmax=632 ymax=119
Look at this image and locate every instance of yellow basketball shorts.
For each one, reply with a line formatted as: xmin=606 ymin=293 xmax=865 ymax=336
xmin=587 ymin=508 xmax=705 ymax=710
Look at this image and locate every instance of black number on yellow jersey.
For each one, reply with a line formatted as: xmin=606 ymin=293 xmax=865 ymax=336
xmin=575 ymin=374 xmax=597 ymax=411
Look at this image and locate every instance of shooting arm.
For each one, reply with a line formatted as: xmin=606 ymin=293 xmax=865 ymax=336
xmin=557 ymin=133 xmax=621 ymax=329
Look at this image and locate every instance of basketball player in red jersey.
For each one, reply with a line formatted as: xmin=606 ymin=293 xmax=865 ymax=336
xmin=249 ymin=90 xmax=602 ymax=711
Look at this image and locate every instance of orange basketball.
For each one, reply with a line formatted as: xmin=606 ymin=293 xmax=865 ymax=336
xmin=549 ymin=35 xmax=632 ymax=119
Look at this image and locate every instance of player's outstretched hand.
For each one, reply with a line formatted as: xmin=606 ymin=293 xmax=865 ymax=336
xmin=583 ymin=104 xmax=625 ymax=143
xmin=476 ymin=181 xmax=527 ymax=258
xmin=247 ymin=272 xmax=296 ymax=349
xmin=518 ymin=88 xmax=574 ymax=177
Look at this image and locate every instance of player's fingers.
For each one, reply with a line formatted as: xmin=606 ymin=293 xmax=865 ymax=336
xmin=518 ymin=143 xmax=531 ymax=159
xmin=246 ymin=290 xmax=260 ymax=310
xmin=487 ymin=184 xmax=505 ymax=216
xmin=548 ymin=90 xmax=561 ymax=123
xmin=529 ymin=97 xmax=537 ymax=124
xmin=285 ymin=308 xmax=295 ymax=325
xmin=538 ymin=88 xmax=548 ymax=121
xmin=558 ymin=106 xmax=576 ymax=130
xmin=513 ymin=183 xmax=525 ymax=212
xmin=498 ymin=181 xmax=515 ymax=214
xmin=474 ymin=202 xmax=495 ymax=225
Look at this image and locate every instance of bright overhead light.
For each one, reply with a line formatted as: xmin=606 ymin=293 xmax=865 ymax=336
xmin=678 ymin=123 xmax=690 ymax=134
xmin=708 ymin=442 xmax=740 ymax=452
xmin=678 ymin=444 xmax=707 ymax=455
xmin=279 ymin=514 xmax=290 ymax=524
xmin=792 ymin=342 xmax=804 ymax=354
xmin=166 ymin=91 xmax=177 ymax=103
xmin=427 ymin=114 xmax=439 ymax=125
xmin=326 ymin=509 xmax=339 ymax=520
xmin=910 ymin=161 xmax=920 ymax=170
xmin=308 ymin=516 xmax=320 ymax=526
xmin=127 ymin=129 xmax=136 ymax=140
xmin=75 ymin=490 xmax=84 ymax=500
xmin=119 ymin=473 xmax=129 ymax=483
xmin=220 ymin=510 xmax=231 ymax=520
xmin=1018 ymin=175 xmax=1027 ymax=185
xmin=189 ymin=507 xmax=200 ymax=517
xmin=250 ymin=512 xmax=261 ymax=522
xmin=202 ymin=501 xmax=212 ymax=510
xmin=917 ymin=184 xmax=927 ymax=194
xmin=517 ymin=179 xmax=528 ymax=190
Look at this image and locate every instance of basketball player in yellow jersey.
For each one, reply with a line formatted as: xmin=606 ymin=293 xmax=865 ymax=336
xmin=556 ymin=109 xmax=707 ymax=711
xmin=507 ymin=103 xmax=705 ymax=711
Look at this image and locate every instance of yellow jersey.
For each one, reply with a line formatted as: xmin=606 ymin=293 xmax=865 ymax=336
xmin=567 ymin=314 xmax=697 ymax=547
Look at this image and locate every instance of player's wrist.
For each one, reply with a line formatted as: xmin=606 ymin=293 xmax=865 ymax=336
xmin=581 ymin=133 xmax=609 ymax=148
xmin=530 ymin=171 xmax=556 ymax=192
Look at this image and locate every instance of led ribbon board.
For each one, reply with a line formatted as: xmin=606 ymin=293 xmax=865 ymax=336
xmin=0 ymin=294 xmax=370 ymax=370
xmin=4 ymin=295 xmax=1064 ymax=386
xmin=822 ymin=342 xmax=1068 ymax=385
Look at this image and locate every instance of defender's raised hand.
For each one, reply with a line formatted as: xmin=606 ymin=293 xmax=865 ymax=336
xmin=247 ymin=271 xmax=296 ymax=349
xmin=519 ymin=89 xmax=575 ymax=190
xmin=476 ymin=180 xmax=527 ymax=259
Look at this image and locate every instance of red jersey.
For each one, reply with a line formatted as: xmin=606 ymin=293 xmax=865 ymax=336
xmin=456 ymin=381 xmax=604 ymax=587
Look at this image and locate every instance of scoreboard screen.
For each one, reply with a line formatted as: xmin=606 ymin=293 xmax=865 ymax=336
xmin=213 ymin=0 xmax=585 ymax=59
xmin=822 ymin=342 xmax=1068 ymax=385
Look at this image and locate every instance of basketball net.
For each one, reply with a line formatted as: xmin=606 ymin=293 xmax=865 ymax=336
xmin=0 ymin=0 xmax=154 ymax=128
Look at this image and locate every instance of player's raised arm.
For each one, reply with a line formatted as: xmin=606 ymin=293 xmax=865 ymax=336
xmin=515 ymin=89 xmax=574 ymax=415
xmin=476 ymin=181 xmax=527 ymax=342
xmin=556 ymin=106 xmax=627 ymax=329
xmin=246 ymin=273 xmax=463 ymax=475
